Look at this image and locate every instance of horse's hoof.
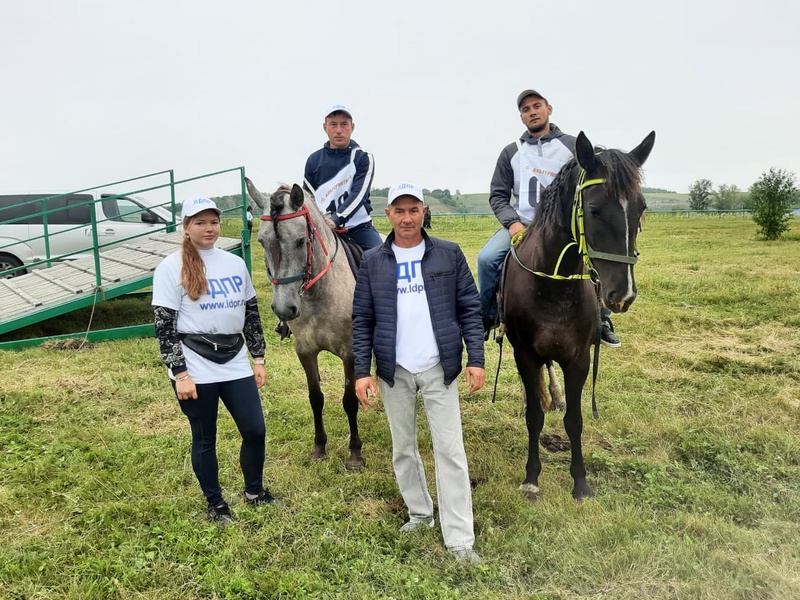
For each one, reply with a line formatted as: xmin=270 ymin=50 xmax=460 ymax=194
xmin=310 ymin=446 xmax=326 ymax=460
xmin=518 ymin=483 xmax=540 ymax=502
xmin=345 ymin=455 xmax=365 ymax=471
xmin=572 ymin=484 xmax=594 ymax=501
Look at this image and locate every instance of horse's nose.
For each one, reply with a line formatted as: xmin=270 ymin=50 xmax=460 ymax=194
xmin=607 ymin=291 xmax=636 ymax=313
xmin=271 ymin=302 xmax=300 ymax=322
xmin=606 ymin=290 xmax=635 ymax=313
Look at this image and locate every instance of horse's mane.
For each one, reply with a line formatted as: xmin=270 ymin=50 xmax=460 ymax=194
xmin=534 ymin=147 xmax=644 ymax=234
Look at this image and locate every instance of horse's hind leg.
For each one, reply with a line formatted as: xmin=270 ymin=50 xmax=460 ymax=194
xmin=562 ymin=359 xmax=593 ymax=500
xmin=342 ymin=358 xmax=364 ymax=471
xmin=298 ymin=352 xmax=327 ymax=459
xmin=514 ymin=350 xmax=545 ymax=501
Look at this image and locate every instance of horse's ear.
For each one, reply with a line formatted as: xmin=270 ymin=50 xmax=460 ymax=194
xmin=244 ymin=177 xmax=268 ymax=210
xmin=290 ymin=183 xmax=305 ymax=210
xmin=629 ymin=131 xmax=656 ymax=166
xmin=575 ymin=131 xmax=595 ymax=172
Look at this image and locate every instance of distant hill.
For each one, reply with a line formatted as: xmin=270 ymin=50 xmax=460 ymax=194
xmin=641 ymin=187 xmax=677 ymax=194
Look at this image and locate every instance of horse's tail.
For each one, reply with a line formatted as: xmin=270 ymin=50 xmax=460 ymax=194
xmin=539 ymin=361 xmax=565 ymax=412
xmin=519 ymin=364 xmax=562 ymax=417
xmin=538 ymin=365 xmax=550 ymax=412
xmin=546 ymin=361 xmax=565 ymax=411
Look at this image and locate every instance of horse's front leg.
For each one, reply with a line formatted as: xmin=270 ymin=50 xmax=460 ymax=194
xmin=298 ymin=351 xmax=327 ymax=459
xmin=342 ymin=357 xmax=364 ymax=471
xmin=514 ymin=348 xmax=545 ymax=501
xmin=562 ymin=357 xmax=593 ymax=500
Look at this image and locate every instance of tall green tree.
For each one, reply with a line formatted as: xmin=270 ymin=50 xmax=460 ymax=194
xmin=713 ymin=184 xmax=741 ymax=210
xmin=749 ymin=168 xmax=797 ymax=240
xmin=688 ymin=179 xmax=713 ymax=210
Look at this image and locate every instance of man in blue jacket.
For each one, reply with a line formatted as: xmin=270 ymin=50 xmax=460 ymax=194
xmin=353 ymin=182 xmax=485 ymax=563
xmin=303 ymin=103 xmax=382 ymax=251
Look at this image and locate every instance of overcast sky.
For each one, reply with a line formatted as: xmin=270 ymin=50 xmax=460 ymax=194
xmin=2 ymin=0 xmax=798 ymax=201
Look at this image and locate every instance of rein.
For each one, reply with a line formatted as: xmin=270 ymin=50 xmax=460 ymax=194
xmin=259 ymin=201 xmax=338 ymax=293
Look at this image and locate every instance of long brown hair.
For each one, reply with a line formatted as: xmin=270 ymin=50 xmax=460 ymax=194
xmin=180 ymin=216 xmax=208 ymax=301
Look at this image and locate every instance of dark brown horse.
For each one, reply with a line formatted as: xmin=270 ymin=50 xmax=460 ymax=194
xmin=503 ymin=131 xmax=655 ymax=500
xmin=245 ymin=178 xmax=364 ymax=470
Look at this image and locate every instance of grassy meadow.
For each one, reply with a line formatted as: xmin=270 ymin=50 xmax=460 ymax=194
xmin=1 ymin=214 xmax=799 ymax=599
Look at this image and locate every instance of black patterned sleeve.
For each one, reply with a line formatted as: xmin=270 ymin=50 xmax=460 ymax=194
xmin=243 ymin=297 xmax=266 ymax=358
xmin=153 ymin=305 xmax=187 ymax=375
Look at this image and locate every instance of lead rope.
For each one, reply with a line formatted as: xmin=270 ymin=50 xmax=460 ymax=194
xmin=590 ymin=336 xmax=600 ymax=419
xmin=590 ymin=269 xmax=603 ymax=419
xmin=491 ymin=325 xmax=504 ymax=403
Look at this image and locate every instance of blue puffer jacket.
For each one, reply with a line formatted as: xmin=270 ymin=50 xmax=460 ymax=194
xmin=352 ymin=230 xmax=484 ymax=387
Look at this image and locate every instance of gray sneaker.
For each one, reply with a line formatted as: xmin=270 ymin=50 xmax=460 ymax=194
xmin=398 ymin=518 xmax=434 ymax=533
xmin=450 ymin=548 xmax=482 ymax=563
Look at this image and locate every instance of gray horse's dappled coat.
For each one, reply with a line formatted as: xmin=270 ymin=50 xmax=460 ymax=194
xmin=352 ymin=230 xmax=484 ymax=387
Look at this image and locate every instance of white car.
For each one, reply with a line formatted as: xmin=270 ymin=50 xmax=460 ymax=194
xmin=0 ymin=192 xmax=176 ymax=277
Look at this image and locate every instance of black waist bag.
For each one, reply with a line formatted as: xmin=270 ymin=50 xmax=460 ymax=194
xmin=180 ymin=333 xmax=244 ymax=364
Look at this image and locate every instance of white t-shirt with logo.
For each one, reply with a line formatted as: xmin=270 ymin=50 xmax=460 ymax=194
xmin=392 ymin=241 xmax=439 ymax=373
xmin=152 ymin=247 xmax=256 ymax=384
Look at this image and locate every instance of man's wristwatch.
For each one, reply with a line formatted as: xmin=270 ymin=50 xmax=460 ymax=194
xmin=253 ymin=358 xmax=265 ymax=365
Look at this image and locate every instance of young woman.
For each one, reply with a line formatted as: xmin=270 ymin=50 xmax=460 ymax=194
xmin=152 ymin=196 xmax=283 ymax=523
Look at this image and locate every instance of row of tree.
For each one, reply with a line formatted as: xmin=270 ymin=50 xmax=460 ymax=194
xmin=371 ymin=187 xmax=469 ymax=213
xmin=690 ymin=169 xmax=799 ymax=240
xmin=371 ymin=187 xmax=460 ymax=200
xmin=687 ymin=180 xmax=747 ymax=211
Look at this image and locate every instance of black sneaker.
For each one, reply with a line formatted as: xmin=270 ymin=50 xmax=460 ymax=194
xmin=243 ymin=488 xmax=287 ymax=507
xmin=207 ymin=501 xmax=235 ymax=524
xmin=600 ymin=323 xmax=621 ymax=347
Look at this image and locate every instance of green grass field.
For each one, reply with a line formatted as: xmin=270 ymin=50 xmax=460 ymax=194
xmin=1 ymin=214 xmax=799 ymax=599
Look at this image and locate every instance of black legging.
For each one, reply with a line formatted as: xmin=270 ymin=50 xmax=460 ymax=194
xmin=174 ymin=376 xmax=266 ymax=506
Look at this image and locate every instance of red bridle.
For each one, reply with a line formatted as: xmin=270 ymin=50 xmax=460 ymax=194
xmin=259 ymin=201 xmax=335 ymax=292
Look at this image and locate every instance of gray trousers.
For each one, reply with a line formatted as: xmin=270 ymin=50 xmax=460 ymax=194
xmin=379 ymin=363 xmax=475 ymax=551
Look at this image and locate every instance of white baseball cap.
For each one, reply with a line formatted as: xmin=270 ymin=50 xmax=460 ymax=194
xmin=324 ymin=103 xmax=353 ymax=120
xmin=181 ymin=196 xmax=221 ymax=219
xmin=387 ymin=182 xmax=425 ymax=206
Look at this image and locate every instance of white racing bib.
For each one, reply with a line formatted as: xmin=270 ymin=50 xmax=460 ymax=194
xmin=515 ymin=141 xmax=567 ymax=223
xmin=310 ymin=150 xmax=357 ymax=215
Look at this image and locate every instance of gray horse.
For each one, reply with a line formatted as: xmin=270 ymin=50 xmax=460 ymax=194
xmin=245 ymin=178 xmax=364 ymax=470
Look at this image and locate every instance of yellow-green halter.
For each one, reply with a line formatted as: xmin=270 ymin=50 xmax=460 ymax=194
xmin=510 ymin=169 xmax=607 ymax=280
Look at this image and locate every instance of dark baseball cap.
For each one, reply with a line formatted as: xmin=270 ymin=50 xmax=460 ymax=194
xmin=517 ymin=89 xmax=547 ymax=108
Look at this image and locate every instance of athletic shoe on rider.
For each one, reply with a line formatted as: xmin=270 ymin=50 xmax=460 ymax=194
xmin=207 ymin=501 xmax=235 ymax=524
xmin=600 ymin=323 xmax=621 ymax=347
xmin=450 ymin=548 xmax=482 ymax=564
xmin=243 ymin=488 xmax=287 ymax=507
xmin=398 ymin=518 xmax=434 ymax=533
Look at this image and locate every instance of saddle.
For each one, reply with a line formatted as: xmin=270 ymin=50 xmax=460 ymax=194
xmin=334 ymin=229 xmax=363 ymax=278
